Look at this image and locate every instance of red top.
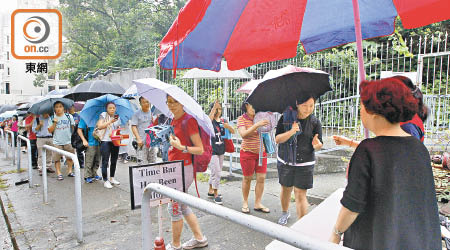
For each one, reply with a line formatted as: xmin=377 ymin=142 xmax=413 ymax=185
xmin=25 ymin=116 xmax=36 ymax=140
xmin=400 ymin=114 xmax=424 ymax=142
xmin=168 ymin=113 xmax=199 ymax=166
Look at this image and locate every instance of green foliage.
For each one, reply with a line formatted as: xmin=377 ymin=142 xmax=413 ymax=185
xmin=33 ymin=73 xmax=46 ymax=87
xmin=58 ymin=0 xmax=187 ymax=84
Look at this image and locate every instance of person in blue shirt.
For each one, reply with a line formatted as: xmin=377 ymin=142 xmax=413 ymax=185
xmin=77 ymin=118 xmax=102 ymax=183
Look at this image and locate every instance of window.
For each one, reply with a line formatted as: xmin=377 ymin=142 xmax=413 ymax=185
xmin=0 ymin=64 xmax=3 ymax=69
xmin=7 ymin=67 xmax=10 ymax=76
xmin=7 ymin=35 xmax=9 ymax=45
xmin=5 ymin=82 xmax=10 ymax=94
xmin=48 ymin=86 xmax=55 ymax=92
xmin=7 ymin=51 xmax=9 ymax=60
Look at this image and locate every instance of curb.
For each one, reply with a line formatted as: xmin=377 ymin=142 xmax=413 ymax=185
xmin=0 ymin=193 xmax=19 ymax=250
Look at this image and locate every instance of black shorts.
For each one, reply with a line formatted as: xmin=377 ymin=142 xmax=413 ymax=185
xmin=277 ymin=162 xmax=314 ymax=189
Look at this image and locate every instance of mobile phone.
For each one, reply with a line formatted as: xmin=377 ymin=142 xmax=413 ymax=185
xmin=114 ymin=114 xmax=119 ymax=119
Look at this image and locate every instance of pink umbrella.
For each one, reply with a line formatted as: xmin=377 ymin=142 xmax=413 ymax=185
xmin=73 ymin=102 xmax=85 ymax=112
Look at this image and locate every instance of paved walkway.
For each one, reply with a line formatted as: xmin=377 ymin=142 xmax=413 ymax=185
xmin=0 ymin=148 xmax=347 ymax=249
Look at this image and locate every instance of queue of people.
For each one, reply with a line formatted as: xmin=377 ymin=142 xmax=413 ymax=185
xmin=0 ymin=74 xmax=441 ymax=250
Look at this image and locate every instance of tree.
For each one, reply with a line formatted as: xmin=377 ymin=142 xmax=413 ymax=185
xmin=58 ymin=0 xmax=187 ymax=85
xmin=33 ymin=73 xmax=46 ymax=87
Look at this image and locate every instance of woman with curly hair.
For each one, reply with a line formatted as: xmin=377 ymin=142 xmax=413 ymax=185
xmin=329 ymin=78 xmax=440 ymax=249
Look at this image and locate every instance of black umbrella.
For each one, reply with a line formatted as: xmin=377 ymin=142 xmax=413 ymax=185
xmin=246 ymin=66 xmax=332 ymax=113
xmin=64 ymin=80 xmax=126 ymax=102
xmin=28 ymin=97 xmax=74 ymax=115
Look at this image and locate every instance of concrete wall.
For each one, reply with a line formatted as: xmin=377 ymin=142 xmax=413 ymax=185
xmin=93 ymin=67 xmax=156 ymax=90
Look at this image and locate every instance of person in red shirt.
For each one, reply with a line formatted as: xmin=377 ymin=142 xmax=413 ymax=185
xmin=165 ymin=95 xmax=208 ymax=250
xmin=24 ymin=113 xmax=38 ymax=168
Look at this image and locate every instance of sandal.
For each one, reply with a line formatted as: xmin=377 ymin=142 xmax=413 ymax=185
xmin=57 ymin=175 xmax=64 ymax=181
xmin=241 ymin=206 xmax=250 ymax=214
xmin=254 ymin=206 xmax=270 ymax=213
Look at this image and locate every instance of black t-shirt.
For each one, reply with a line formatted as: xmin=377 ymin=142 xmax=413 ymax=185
xmin=275 ymin=114 xmax=322 ymax=163
xmin=211 ymin=119 xmax=225 ymax=155
xmin=341 ymin=136 xmax=440 ymax=250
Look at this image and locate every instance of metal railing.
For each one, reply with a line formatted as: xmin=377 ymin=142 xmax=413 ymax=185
xmin=141 ymin=183 xmax=349 ymax=250
xmin=42 ymin=145 xmax=83 ymax=243
xmin=5 ymin=130 xmax=16 ymax=165
xmin=17 ymin=135 xmax=33 ymax=188
xmin=0 ymin=128 xmax=4 ymax=153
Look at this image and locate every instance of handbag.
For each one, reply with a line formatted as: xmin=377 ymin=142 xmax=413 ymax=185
xmin=224 ymin=138 xmax=235 ymax=153
xmin=93 ymin=113 xmax=110 ymax=141
xmin=221 ymin=119 xmax=235 ymax=153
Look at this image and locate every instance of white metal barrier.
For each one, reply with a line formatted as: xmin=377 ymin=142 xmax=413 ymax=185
xmin=0 ymin=128 xmax=4 ymax=154
xmin=17 ymin=135 xmax=33 ymax=188
xmin=141 ymin=183 xmax=350 ymax=250
xmin=6 ymin=130 xmax=16 ymax=165
xmin=42 ymin=145 xmax=83 ymax=243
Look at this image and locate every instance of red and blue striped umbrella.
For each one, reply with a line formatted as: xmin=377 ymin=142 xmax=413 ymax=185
xmin=158 ymin=0 xmax=449 ymax=74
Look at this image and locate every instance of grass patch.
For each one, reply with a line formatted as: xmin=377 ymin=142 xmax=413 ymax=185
xmin=0 ymin=178 xmax=8 ymax=190
xmin=7 ymin=202 xmax=14 ymax=213
xmin=196 ymin=173 xmax=209 ymax=183
xmin=0 ymin=169 xmax=26 ymax=175
xmin=196 ymin=173 xmax=228 ymax=184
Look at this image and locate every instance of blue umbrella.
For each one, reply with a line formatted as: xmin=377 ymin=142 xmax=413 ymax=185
xmin=28 ymin=97 xmax=74 ymax=115
xmin=80 ymin=94 xmax=134 ymax=127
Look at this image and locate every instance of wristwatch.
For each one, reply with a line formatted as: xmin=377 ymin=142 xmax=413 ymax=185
xmin=182 ymin=146 xmax=188 ymax=153
xmin=333 ymin=226 xmax=344 ymax=238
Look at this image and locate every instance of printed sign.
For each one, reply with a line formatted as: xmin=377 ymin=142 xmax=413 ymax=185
xmin=11 ymin=9 xmax=62 ymax=59
xmin=129 ymin=160 xmax=185 ymax=210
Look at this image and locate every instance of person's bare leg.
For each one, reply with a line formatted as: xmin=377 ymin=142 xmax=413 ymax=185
xmin=242 ymin=176 xmax=252 ymax=208
xmin=254 ymin=173 xmax=266 ymax=208
xmin=208 ymin=184 xmax=213 ymax=194
xmin=294 ymin=187 xmax=309 ymax=219
xmin=67 ymin=159 xmax=73 ymax=174
xmin=280 ymin=186 xmax=293 ymax=212
xmin=184 ymin=213 xmax=204 ymax=240
xmin=171 ymin=219 xmax=183 ymax=247
xmin=55 ymin=161 xmax=61 ymax=176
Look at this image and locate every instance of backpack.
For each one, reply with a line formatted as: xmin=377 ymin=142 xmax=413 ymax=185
xmin=71 ymin=123 xmax=88 ymax=151
xmin=181 ymin=114 xmax=212 ymax=197
xmin=281 ymin=106 xmax=301 ymax=165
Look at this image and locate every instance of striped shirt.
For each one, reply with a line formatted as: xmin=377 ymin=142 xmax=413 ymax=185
xmin=237 ymin=114 xmax=262 ymax=154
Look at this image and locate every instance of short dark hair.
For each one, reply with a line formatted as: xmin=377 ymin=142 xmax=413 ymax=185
xmin=139 ymin=96 xmax=146 ymax=103
xmin=241 ymin=100 xmax=249 ymax=113
xmin=106 ymin=102 xmax=116 ymax=108
xmin=53 ymin=101 xmax=63 ymax=107
xmin=296 ymin=94 xmax=316 ymax=107
xmin=360 ymin=78 xmax=419 ymax=124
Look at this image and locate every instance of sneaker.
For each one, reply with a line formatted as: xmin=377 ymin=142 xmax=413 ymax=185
xmin=214 ymin=196 xmax=223 ymax=205
xmin=110 ymin=178 xmax=120 ymax=185
xmin=166 ymin=243 xmax=182 ymax=250
xmin=182 ymin=236 xmax=208 ymax=249
xmin=68 ymin=173 xmax=75 ymax=177
xmin=47 ymin=168 xmax=56 ymax=173
xmin=104 ymin=180 xmax=113 ymax=189
xmin=85 ymin=177 xmax=93 ymax=183
xmin=94 ymin=175 xmax=102 ymax=181
xmin=278 ymin=212 xmax=290 ymax=226
xmin=207 ymin=192 xmax=222 ymax=198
